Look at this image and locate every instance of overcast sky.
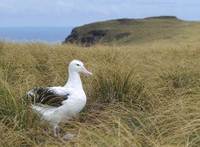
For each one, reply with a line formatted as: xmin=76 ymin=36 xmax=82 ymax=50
xmin=0 ymin=0 xmax=200 ymax=27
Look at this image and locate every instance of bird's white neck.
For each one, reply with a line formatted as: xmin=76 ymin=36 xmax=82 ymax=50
xmin=64 ymin=70 xmax=83 ymax=90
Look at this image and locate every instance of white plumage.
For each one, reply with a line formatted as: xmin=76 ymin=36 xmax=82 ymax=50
xmin=27 ymin=59 xmax=92 ymax=137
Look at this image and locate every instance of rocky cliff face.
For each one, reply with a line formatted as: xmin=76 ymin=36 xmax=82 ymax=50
xmin=63 ymin=16 xmax=180 ymax=46
xmin=64 ymin=29 xmax=108 ymax=46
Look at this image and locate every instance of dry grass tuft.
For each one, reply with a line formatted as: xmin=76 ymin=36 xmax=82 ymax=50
xmin=0 ymin=41 xmax=200 ymax=147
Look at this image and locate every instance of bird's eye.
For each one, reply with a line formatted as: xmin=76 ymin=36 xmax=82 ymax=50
xmin=76 ymin=64 xmax=80 ymax=66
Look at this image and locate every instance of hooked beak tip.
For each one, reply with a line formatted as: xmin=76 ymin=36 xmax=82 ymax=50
xmin=82 ymin=67 xmax=93 ymax=76
xmin=88 ymin=72 xmax=93 ymax=76
xmin=85 ymin=71 xmax=93 ymax=76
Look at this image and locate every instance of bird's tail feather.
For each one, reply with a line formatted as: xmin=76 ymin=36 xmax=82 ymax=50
xmin=31 ymin=105 xmax=46 ymax=116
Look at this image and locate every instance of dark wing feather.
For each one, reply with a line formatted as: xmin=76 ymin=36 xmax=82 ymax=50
xmin=27 ymin=87 xmax=69 ymax=107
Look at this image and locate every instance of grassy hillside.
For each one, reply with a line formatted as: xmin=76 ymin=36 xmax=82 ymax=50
xmin=0 ymin=38 xmax=200 ymax=146
xmin=64 ymin=16 xmax=200 ymax=46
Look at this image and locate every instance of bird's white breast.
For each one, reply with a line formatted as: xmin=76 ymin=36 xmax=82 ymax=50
xmin=59 ymin=89 xmax=86 ymax=114
xmin=43 ymin=88 xmax=87 ymax=123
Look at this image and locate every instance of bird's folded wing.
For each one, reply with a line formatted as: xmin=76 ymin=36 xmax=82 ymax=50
xmin=27 ymin=87 xmax=70 ymax=107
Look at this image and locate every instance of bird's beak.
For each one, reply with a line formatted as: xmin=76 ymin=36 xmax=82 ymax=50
xmin=81 ymin=66 xmax=93 ymax=76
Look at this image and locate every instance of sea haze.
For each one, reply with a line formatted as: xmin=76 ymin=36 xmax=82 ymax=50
xmin=0 ymin=27 xmax=72 ymax=43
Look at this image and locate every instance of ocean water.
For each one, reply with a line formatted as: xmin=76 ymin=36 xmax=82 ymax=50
xmin=0 ymin=27 xmax=72 ymax=43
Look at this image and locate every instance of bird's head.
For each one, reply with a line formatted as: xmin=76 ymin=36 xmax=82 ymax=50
xmin=69 ymin=59 xmax=92 ymax=76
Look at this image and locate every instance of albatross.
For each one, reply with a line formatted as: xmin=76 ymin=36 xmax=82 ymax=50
xmin=27 ymin=59 xmax=92 ymax=137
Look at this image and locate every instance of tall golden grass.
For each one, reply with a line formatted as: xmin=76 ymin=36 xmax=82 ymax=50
xmin=0 ymin=40 xmax=200 ymax=147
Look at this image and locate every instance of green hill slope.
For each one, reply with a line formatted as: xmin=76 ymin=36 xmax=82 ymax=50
xmin=64 ymin=16 xmax=200 ymax=46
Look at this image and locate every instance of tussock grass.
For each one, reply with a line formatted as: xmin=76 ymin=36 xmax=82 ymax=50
xmin=0 ymin=41 xmax=200 ymax=147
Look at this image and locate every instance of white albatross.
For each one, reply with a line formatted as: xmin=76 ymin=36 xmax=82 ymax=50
xmin=27 ymin=59 xmax=92 ymax=137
